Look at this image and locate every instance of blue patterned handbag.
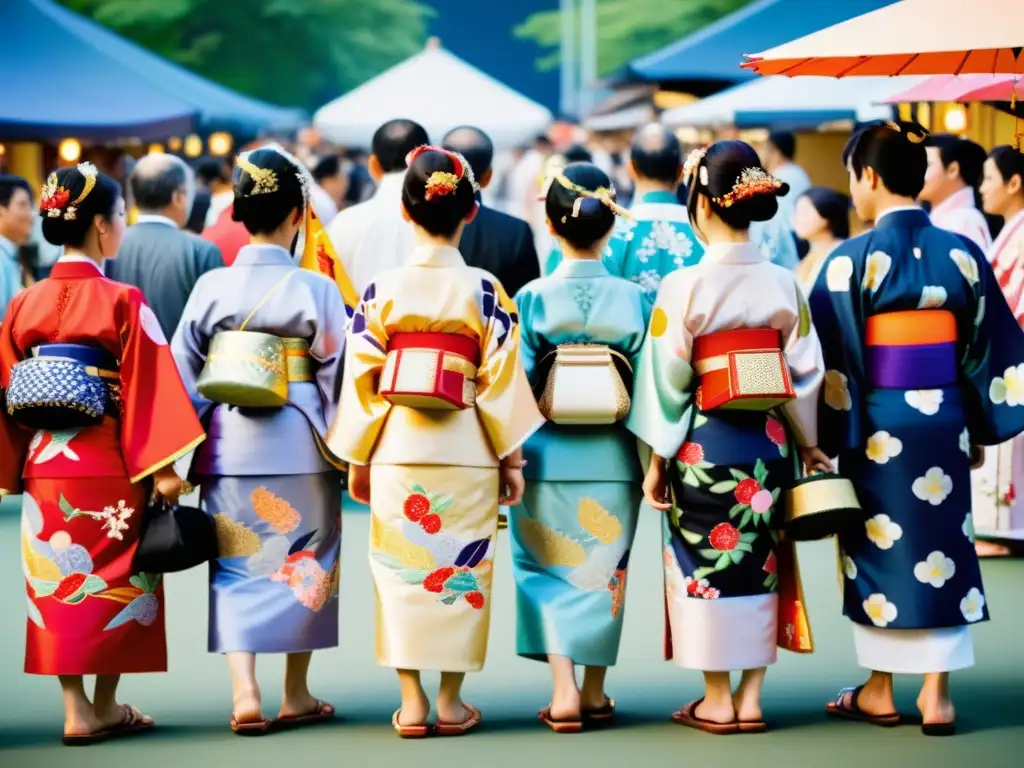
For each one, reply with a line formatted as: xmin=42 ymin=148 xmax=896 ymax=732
xmin=5 ymin=344 xmax=119 ymax=430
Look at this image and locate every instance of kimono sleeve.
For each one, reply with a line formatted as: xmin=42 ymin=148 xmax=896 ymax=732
xmin=779 ymin=277 xmax=825 ymax=447
xmin=625 ymin=274 xmax=696 ymax=459
xmin=959 ymin=245 xmax=1024 ymax=445
xmin=808 ymin=247 xmax=869 ymax=458
xmin=0 ymin=296 xmax=31 ymax=495
xmin=118 ymin=289 xmax=206 ymax=483
xmin=169 ymin=281 xmax=214 ymax=421
xmin=325 ymin=283 xmax=390 ymax=465
xmin=511 ymin=285 xmax=541 ymax=386
xmin=476 ymin=278 xmax=544 ymax=459
xmin=310 ymin=285 xmax=348 ymax=426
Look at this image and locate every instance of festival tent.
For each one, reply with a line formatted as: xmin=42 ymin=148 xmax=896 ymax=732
xmin=313 ymin=40 xmax=552 ymax=149
xmin=0 ymin=0 xmax=303 ymax=141
xmin=884 ymin=74 xmax=1021 ymax=105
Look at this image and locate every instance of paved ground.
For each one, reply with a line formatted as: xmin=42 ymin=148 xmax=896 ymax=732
xmin=1 ymin=495 xmax=1021 ymax=768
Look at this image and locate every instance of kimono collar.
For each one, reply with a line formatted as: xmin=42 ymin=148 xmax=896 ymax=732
xmin=233 ymin=244 xmax=297 ymax=267
xmin=407 ymin=244 xmax=465 ymax=268
xmin=639 ymin=190 xmax=679 ymax=205
xmin=50 ymin=254 xmax=104 ymax=279
xmin=931 ymin=186 xmax=977 ymax=218
xmin=700 ymin=240 xmax=766 ymax=266
xmin=874 ymin=206 xmax=929 ymax=229
xmin=552 ymin=258 xmax=609 ymax=278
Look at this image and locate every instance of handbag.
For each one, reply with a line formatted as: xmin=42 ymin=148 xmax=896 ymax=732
xmin=134 ymin=497 xmax=218 ymax=574
xmin=782 ymin=472 xmax=863 ymax=542
xmin=536 ymin=344 xmax=631 ymax=425
xmin=196 ymin=271 xmax=298 ymax=408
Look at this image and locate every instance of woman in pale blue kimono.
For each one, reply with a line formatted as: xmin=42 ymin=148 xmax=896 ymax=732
xmin=511 ymin=162 xmax=648 ymax=733
xmin=171 ymin=146 xmax=347 ymax=735
xmin=810 ymin=121 xmax=1024 ymax=735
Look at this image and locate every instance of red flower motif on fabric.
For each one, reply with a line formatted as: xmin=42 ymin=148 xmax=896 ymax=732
xmin=709 ymin=523 xmax=740 ymax=551
xmin=403 ymin=493 xmax=431 ymax=522
xmin=679 ymin=442 xmax=705 ymax=465
xmin=734 ymin=478 xmax=762 ymax=505
xmin=420 ymin=514 xmax=442 ymax=534
xmin=763 ymin=551 xmax=777 ymax=575
xmin=465 ymin=591 xmax=485 ymax=610
xmin=423 ymin=566 xmax=456 ymax=593
xmin=315 ymin=243 xmax=336 ymax=280
xmin=1004 ymin=484 xmax=1016 ymax=505
xmin=766 ymin=417 xmax=786 ymax=446
xmin=53 ymin=573 xmax=88 ymax=602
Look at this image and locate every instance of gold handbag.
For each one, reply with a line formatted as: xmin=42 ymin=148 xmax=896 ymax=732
xmin=783 ymin=472 xmax=863 ymax=542
xmin=196 ymin=271 xmax=306 ymax=408
xmin=537 ymin=344 xmax=631 ymax=425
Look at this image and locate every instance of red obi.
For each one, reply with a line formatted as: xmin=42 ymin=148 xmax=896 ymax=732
xmin=692 ymin=328 xmax=795 ymax=411
xmin=379 ymin=332 xmax=480 ymax=410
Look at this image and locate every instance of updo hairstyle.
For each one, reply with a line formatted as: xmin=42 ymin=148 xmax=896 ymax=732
xmin=232 ymin=145 xmax=308 ymax=236
xmin=544 ymin=162 xmax=618 ymax=249
xmin=40 ymin=163 xmax=121 ymax=248
xmin=401 ymin=146 xmax=477 ymax=237
xmin=685 ymin=140 xmax=790 ymax=231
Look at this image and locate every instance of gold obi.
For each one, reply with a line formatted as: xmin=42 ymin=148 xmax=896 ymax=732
xmin=537 ymin=344 xmax=631 ymax=425
xmin=196 ymin=331 xmax=313 ymax=408
xmin=783 ymin=473 xmax=863 ymax=542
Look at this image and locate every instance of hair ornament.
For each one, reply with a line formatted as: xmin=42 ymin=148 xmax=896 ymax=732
xmin=406 ymin=145 xmax=478 ymax=199
xmin=425 ymin=171 xmax=460 ymax=200
xmin=683 ymin=146 xmax=709 ymax=187
xmin=553 ymin=174 xmax=633 ymax=220
xmin=885 ymin=120 xmax=928 ymax=144
xmin=39 ymin=162 xmax=98 ymax=221
xmin=712 ymin=167 xmax=783 ymax=208
xmin=236 ymin=155 xmax=279 ymax=196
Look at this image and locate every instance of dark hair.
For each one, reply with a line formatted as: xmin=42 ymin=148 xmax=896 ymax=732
xmin=545 ymin=162 xmax=617 ymax=249
xmin=563 ymin=144 xmax=592 ymax=163
xmin=801 ymin=186 xmax=850 ymax=240
xmin=534 ymin=134 xmax=553 ymax=149
xmin=842 ymin=120 xmax=928 ymax=199
xmin=372 ymin=119 xmax=430 ymax=173
xmin=926 ymin=133 xmax=986 ymax=187
xmin=196 ymin=156 xmax=230 ymax=185
xmin=442 ymin=126 xmax=494 ymax=179
xmin=130 ymin=155 xmax=191 ymax=212
xmin=769 ymin=131 xmax=796 ymax=160
xmin=0 ymin=175 xmax=32 ymax=208
xmin=401 ymin=147 xmax=477 ymax=237
xmin=231 ymin=147 xmax=306 ymax=236
xmin=686 ymin=140 xmax=790 ymax=231
xmin=312 ymin=155 xmax=342 ymax=183
xmin=989 ymin=145 xmax=1024 ymax=197
xmin=40 ymin=165 xmax=121 ymax=248
xmin=630 ymin=124 xmax=682 ymax=184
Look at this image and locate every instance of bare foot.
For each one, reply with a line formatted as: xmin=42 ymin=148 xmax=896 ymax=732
xmin=279 ymin=692 xmax=325 ymax=719
xmin=398 ymin=693 xmax=431 ymax=727
xmin=694 ymin=697 xmax=736 ymax=724
xmin=580 ymin=691 xmax=610 ymax=713
xmin=233 ymin=689 xmax=263 ymax=724
xmin=975 ymin=540 xmax=1011 ymax=557
xmin=436 ymin=698 xmax=475 ymax=725
xmin=732 ymin=693 xmax=763 ymax=723
xmin=549 ymin=688 xmax=583 ymax=721
xmin=917 ymin=692 xmax=956 ymax=726
xmin=837 ymin=686 xmax=896 ymax=717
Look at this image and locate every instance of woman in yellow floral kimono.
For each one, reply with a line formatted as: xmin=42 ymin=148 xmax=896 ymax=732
xmin=327 ymin=146 xmax=543 ymax=738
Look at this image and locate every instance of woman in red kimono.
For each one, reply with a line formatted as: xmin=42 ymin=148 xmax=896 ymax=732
xmin=0 ymin=163 xmax=205 ymax=745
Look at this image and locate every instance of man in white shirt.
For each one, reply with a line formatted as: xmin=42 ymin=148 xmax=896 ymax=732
xmin=0 ymin=174 xmax=35 ymax=320
xmin=758 ymin=132 xmax=811 ymax=270
xmin=327 ymin=119 xmax=429 ymax=295
xmin=920 ymin=134 xmax=992 ymax=251
xmin=310 ymin=154 xmax=348 ymax=226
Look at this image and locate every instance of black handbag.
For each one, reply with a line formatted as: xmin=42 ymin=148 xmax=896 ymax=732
xmin=134 ymin=497 xmax=218 ymax=574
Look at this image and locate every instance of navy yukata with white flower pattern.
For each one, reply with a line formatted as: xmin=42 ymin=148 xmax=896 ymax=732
xmin=810 ymin=208 xmax=1024 ymax=632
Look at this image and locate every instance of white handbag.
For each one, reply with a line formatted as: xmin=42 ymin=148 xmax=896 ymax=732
xmin=537 ymin=344 xmax=631 ymax=425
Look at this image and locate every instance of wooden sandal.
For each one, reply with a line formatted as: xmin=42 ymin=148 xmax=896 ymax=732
xmin=63 ymin=705 xmax=154 ymax=746
xmin=434 ymin=704 xmax=482 ymax=737
xmin=539 ymin=706 xmax=584 ymax=734
xmin=582 ymin=698 xmax=616 ymax=724
xmin=275 ymin=700 xmax=335 ymax=730
xmin=825 ymin=686 xmax=901 ymax=727
xmin=392 ymin=709 xmax=431 ymax=739
xmin=738 ymin=720 xmax=769 ymax=733
xmin=670 ymin=699 xmax=740 ymax=735
xmin=230 ymin=712 xmax=273 ymax=736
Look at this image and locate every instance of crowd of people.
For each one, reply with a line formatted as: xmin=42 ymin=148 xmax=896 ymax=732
xmin=0 ymin=115 xmax=1023 ymax=747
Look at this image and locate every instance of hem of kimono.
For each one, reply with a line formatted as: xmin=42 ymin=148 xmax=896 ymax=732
xmin=211 ymin=641 xmax=339 ymax=655
xmin=517 ymin=650 xmax=620 ymax=667
xmin=129 ymin=434 xmax=207 ymax=484
xmin=667 ymin=593 xmax=778 ymax=672
xmin=497 ymin=416 xmax=548 ymax=461
xmin=25 ymin=663 xmax=168 ymax=676
xmin=376 ymin=659 xmax=485 ymax=673
xmin=851 ymin=624 xmax=975 ymax=673
xmin=975 ymin=527 xmax=1024 ymax=541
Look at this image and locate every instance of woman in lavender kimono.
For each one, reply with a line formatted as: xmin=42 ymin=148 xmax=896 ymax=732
xmin=810 ymin=122 xmax=1024 ymax=735
xmin=629 ymin=141 xmax=827 ymax=734
xmin=172 ymin=146 xmax=348 ymax=735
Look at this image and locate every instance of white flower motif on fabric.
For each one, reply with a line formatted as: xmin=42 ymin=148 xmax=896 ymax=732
xmin=81 ymin=500 xmax=134 ymax=541
xmin=863 ymin=593 xmax=898 ymax=627
xmin=962 ymin=513 xmax=975 ymax=543
xmin=974 ymin=295 xmax=986 ymax=327
xmin=905 ymin=389 xmax=943 ymax=416
xmin=912 ymin=467 xmax=953 ymax=506
xmin=960 ymin=587 xmax=985 ymax=623
xmin=989 ymin=364 xmax=1024 ymax=407
xmin=30 ymin=430 xmax=82 ymax=464
xmin=949 ymin=249 xmax=980 ymax=285
xmin=826 ymin=255 xmax=854 ymax=292
xmin=866 ymin=431 xmax=903 ymax=464
xmin=959 ymin=428 xmax=971 ymax=456
xmin=843 ymin=555 xmax=858 ymax=580
xmin=824 ymin=370 xmax=852 ymax=411
xmin=917 ymin=285 xmax=948 ymax=309
xmin=862 ymin=251 xmax=892 ymax=292
xmin=913 ymin=551 xmax=956 ymax=588
xmin=632 ymin=269 xmax=662 ymax=295
xmin=138 ymin=303 xmax=168 ymax=346
xmin=913 ymin=247 xmax=922 ymax=260
xmin=866 ymin=514 xmax=903 ymax=550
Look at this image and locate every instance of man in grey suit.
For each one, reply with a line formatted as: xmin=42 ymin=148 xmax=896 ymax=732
xmin=107 ymin=154 xmax=224 ymax=338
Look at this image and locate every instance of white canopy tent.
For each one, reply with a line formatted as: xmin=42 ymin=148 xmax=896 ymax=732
xmin=314 ymin=40 xmax=552 ymax=149
xmin=661 ymin=76 xmax=927 ymax=129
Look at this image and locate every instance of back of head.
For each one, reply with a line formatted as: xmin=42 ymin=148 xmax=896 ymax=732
xmin=231 ymin=145 xmax=308 ymax=236
xmin=545 ymin=161 xmax=620 ymax=249
xmin=312 ymin=155 xmax=342 ymax=183
xmin=768 ymin=131 xmax=796 ymax=161
xmin=630 ymin=123 xmax=683 ymax=184
xmin=927 ymin=133 xmax=987 ymax=187
xmin=685 ymin=140 xmax=790 ymax=231
xmin=563 ymin=144 xmax=592 ymax=164
xmin=372 ymin=119 xmax=430 ymax=173
xmin=442 ymin=126 xmax=494 ymax=180
xmin=842 ymin=120 xmax=928 ymax=199
xmin=802 ymin=186 xmax=851 ymax=240
xmin=0 ymin=174 xmax=32 ymax=208
xmin=402 ymin=145 xmax=478 ymax=237
xmin=196 ymin=156 xmax=229 ymax=186
xmin=40 ymin=163 xmax=121 ymax=248
xmin=130 ymin=153 xmax=194 ymax=213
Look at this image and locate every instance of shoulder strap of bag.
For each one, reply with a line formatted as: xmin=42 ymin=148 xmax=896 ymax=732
xmin=239 ymin=270 xmax=297 ymax=332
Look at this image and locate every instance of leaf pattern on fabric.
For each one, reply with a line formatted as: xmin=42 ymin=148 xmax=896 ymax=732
xmin=577 ymin=498 xmax=622 ymax=544
xmin=515 ymin=512 xmax=586 ymax=568
xmin=214 ymin=514 xmax=262 ymax=558
xmin=251 ymin=487 xmax=301 ymax=534
xmin=370 ymin=516 xmax=436 ymax=570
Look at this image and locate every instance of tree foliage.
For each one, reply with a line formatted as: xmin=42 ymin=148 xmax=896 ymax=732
xmin=514 ymin=0 xmax=752 ymax=76
xmin=59 ymin=0 xmax=433 ymax=108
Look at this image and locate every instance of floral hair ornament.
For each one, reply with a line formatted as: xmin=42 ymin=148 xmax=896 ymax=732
xmin=236 ymin=155 xmax=279 ymax=196
xmin=885 ymin=120 xmax=928 ymax=144
xmin=712 ymin=167 xmax=783 ymax=208
xmin=405 ymin=145 xmax=478 ymax=200
xmin=682 ymin=146 xmax=709 ymax=187
xmin=552 ymin=174 xmax=633 ymax=222
xmin=40 ymin=162 xmax=97 ymax=220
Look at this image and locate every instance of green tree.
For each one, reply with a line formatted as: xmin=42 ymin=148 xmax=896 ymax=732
xmin=514 ymin=0 xmax=752 ymax=77
xmin=59 ymin=0 xmax=433 ymax=108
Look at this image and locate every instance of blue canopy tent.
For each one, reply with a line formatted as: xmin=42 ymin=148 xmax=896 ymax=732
xmin=626 ymin=0 xmax=899 ymax=89
xmin=0 ymin=0 xmax=304 ymax=141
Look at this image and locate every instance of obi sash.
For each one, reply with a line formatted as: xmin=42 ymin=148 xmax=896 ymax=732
xmin=7 ymin=342 xmax=121 ymax=425
xmin=379 ymin=332 xmax=480 ymax=410
xmin=281 ymin=337 xmax=314 ymax=383
xmin=692 ymin=328 xmax=795 ymax=411
xmin=865 ymin=310 xmax=957 ymax=389
xmin=34 ymin=343 xmax=119 ymax=374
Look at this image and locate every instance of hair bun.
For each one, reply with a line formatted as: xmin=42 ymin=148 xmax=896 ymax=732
xmin=776 ymin=181 xmax=791 ymax=198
